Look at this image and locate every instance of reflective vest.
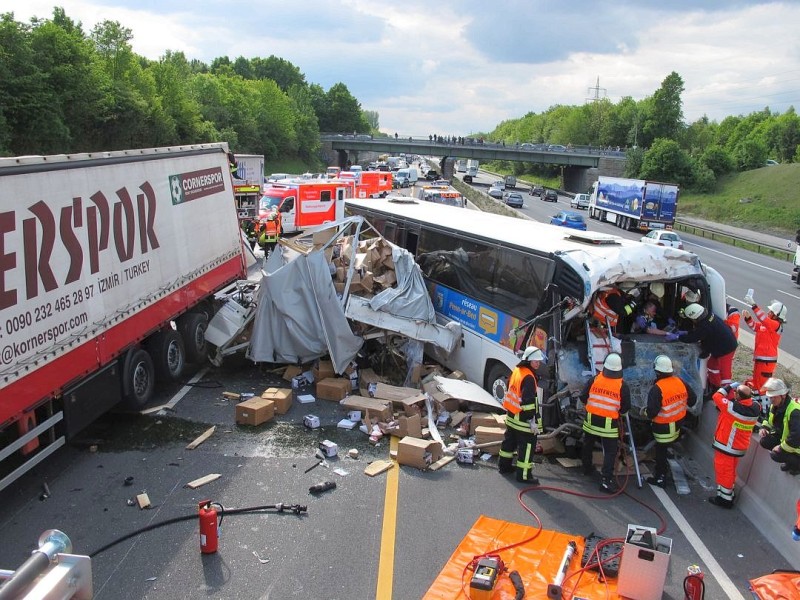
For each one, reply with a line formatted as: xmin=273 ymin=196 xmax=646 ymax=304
xmin=503 ymin=366 xmax=536 ymax=415
xmin=592 ymin=290 xmax=622 ymax=327
xmin=745 ymin=305 xmax=782 ymax=362
xmin=258 ymin=213 xmax=281 ymax=244
xmin=779 ymin=399 xmax=800 ymax=455
xmin=653 ymin=377 xmax=689 ymax=424
xmin=582 ymin=373 xmax=623 ymax=438
xmin=712 ymin=389 xmax=760 ymax=457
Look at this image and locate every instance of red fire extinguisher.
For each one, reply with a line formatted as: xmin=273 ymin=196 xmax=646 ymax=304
xmin=199 ymin=500 xmax=222 ymax=554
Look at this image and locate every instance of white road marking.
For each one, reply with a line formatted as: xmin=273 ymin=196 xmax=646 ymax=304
xmin=649 ymin=485 xmax=746 ymax=600
xmin=164 ymin=366 xmax=209 ymax=410
xmin=688 ymin=241 xmax=790 ymax=276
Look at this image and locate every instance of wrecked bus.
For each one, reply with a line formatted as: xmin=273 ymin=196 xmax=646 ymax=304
xmin=345 ymin=197 xmax=726 ymax=439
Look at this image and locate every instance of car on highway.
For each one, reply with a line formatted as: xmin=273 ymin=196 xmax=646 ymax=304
xmin=543 ymin=189 xmax=558 ymax=202
xmin=550 ymin=210 xmax=587 ymax=230
xmin=570 ymin=193 xmax=590 ymax=209
xmin=424 ymin=169 xmax=440 ymax=181
xmin=640 ymin=229 xmax=684 ymax=250
xmin=529 ymin=184 xmax=544 ymax=197
xmin=504 ymin=191 xmax=524 ymax=208
xmin=488 ymin=184 xmax=504 ymax=199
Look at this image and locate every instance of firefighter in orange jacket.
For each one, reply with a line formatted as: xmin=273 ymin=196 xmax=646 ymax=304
xmin=580 ymin=352 xmax=630 ymax=493
xmin=643 ymin=355 xmax=697 ymax=488
xmin=709 ymin=383 xmax=760 ymax=508
xmin=742 ymin=291 xmax=786 ymax=390
xmin=257 ymin=209 xmax=281 ymax=256
xmin=498 ymin=347 xmax=544 ymax=484
xmin=591 ymin=285 xmax=638 ymax=331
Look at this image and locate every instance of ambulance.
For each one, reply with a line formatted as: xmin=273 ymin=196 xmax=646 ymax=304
xmin=259 ymin=179 xmax=354 ymax=234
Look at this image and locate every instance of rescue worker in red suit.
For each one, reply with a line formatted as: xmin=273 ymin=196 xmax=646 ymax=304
xmin=758 ymin=378 xmax=800 ymax=475
xmin=580 ymin=353 xmax=630 ymax=493
xmin=643 ymin=355 xmax=697 ymax=488
xmin=742 ymin=291 xmax=786 ymax=390
xmin=499 ymin=347 xmax=544 ymax=484
xmin=591 ymin=285 xmax=639 ymax=332
xmin=708 ymin=383 xmax=760 ymax=508
xmin=726 ymin=304 xmax=741 ymax=341
xmin=672 ymin=303 xmax=737 ymax=396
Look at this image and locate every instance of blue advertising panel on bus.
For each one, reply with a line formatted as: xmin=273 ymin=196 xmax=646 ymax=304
xmin=428 ymin=283 xmax=520 ymax=349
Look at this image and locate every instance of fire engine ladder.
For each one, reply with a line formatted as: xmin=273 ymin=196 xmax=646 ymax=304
xmin=584 ymin=319 xmax=643 ymax=488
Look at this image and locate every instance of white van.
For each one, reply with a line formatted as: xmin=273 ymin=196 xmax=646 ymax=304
xmin=394 ymin=168 xmax=419 ymax=188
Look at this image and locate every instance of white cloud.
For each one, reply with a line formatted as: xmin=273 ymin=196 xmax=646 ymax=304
xmin=7 ymin=1 xmax=800 ymax=136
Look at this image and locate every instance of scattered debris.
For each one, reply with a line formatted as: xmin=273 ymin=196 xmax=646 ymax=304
xmin=186 ymin=426 xmax=216 ymax=450
xmin=253 ymin=551 xmax=270 ymax=564
xmin=364 ymin=460 xmax=394 ymax=477
xmin=136 ymin=493 xmax=151 ymax=509
xmin=347 ymin=449 xmax=359 ymax=459
xmin=123 ymin=476 xmax=134 ymax=486
xmin=333 ymin=468 xmax=349 ymax=477
xmin=185 ymin=473 xmax=222 ymax=490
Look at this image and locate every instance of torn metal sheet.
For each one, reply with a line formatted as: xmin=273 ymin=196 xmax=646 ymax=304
xmin=431 ymin=376 xmax=502 ymax=410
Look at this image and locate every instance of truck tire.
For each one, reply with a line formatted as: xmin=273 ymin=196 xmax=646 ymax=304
xmin=178 ymin=312 xmax=209 ymax=363
xmin=486 ymin=362 xmax=511 ymax=404
xmin=147 ymin=329 xmax=186 ymax=381
xmin=122 ymin=348 xmax=155 ymax=410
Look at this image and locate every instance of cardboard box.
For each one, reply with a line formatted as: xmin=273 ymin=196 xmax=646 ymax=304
xmin=470 ymin=412 xmax=506 ymax=434
xmin=474 ymin=426 xmax=506 ymax=456
xmin=340 ymin=395 xmax=393 ymax=422
xmin=374 ymin=270 xmax=397 ymax=289
xmin=369 ymin=383 xmax=422 ymax=401
xmin=313 ymin=360 xmax=336 ymax=382
xmin=303 ymin=414 xmax=320 ymax=428
xmin=235 ymin=398 xmax=275 ymax=426
xmin=319 ymin=439 xmax=338 ymax=457
xmin=617 ymin=525 xmax=672 ymax=600
xmin=386 ymin=413 xmax=422 ymax=438
xmin=422 ymin=380 xmax=459 ymax=412
xmin=316 ymin=378 xmax=352 ymax=402
xmin=392 ymin=393 xmax=427 ymax=416
xmin=334 ymin=282 xmax=346 ymax=295
xmin=312 ymin=228 xmax=337 ymax=248
xmin=283 ymin=365 xmax=303 ymax=381
xmin=397 ymin=436 xmax=443 ymax=470
xmin=261 ymin=387 xmax=293 ymax=414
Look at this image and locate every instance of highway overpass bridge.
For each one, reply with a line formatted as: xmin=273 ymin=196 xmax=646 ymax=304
xmin=320 ymin=134 xmax=627 ymax=192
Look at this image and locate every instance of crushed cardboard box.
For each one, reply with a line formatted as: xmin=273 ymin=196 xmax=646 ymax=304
xmin=474 ymin=426 xmax=505 ymax=456
xmin=385 ymin=413 xmax=422 ymax=438
xmin=340 ymin=395 xmax=393 ymax=422
xmin=397 ymin=436 xmax=443 ymax=470
xmin=261 ymin=387 xmax=292 ymax=415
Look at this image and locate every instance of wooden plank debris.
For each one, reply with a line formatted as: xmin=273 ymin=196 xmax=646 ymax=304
xmin=186 ymin=473 xmax=222 ymax=489
xmin=429 ymin=455 xmax=456 ymax=471
xmin=186 ymin=426 xmax=216 ymax=450
xmin=364 ymin=459 xmax=394 ymax=477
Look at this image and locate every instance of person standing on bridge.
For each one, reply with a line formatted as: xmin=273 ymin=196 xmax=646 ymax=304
xmin=642 ymin=355 xmax=697 ymax=488
xmin=709 ymin=383 xmax=760 ymax=508
xmin=498 ymin=347 xmax=544 ymax=484
xmin=742 ymin=291 xmax=786 ymax=390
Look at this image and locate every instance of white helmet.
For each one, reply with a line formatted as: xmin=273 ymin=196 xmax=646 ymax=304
xmin=653 ymin=354 xmax=673 ymax=374
xmin=768 ymin=301 xmax=788 ymax=321
xmin=684 ymin=303 xmax=705 ymax=320
xmin=521 ymin=346 xmax=545 ymax=362
xmin=603 ymin=353 xmax=623 ymax=372
xmin=618 ymin=281 xmax=637 ymax=291
xmin=762 ymin=377 xmax=789 ymax=397
xmin=649 ymin=282 xmax=665 ymax=298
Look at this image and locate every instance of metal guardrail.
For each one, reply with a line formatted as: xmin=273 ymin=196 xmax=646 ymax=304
xmin=674 ymin=219 xmax=795 ymax=262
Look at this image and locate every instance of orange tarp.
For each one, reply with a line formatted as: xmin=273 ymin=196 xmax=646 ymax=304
xmin=423 ymin=515 xmax=621 ymax=600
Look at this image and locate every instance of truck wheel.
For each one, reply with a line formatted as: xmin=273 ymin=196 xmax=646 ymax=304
xmin=178 ymin=312 xmax=209 ymax=363
xmin=486 ymin=362 xmax=511 ymax=404
xmin=122 ymin=348 xmax=155 ymax=410
xmin=147 ymin=329 xmax=186 ymax=381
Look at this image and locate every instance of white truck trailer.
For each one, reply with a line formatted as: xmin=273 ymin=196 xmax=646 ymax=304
xmin=0 ymin=143 xmax=248 ymax=491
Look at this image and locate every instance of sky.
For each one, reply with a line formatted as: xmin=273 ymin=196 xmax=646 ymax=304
xmin=6 ymin=0 xmax=800 ymax=137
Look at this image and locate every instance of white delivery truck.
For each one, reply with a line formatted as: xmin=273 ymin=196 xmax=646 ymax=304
xmin=0 ymin=143 xmax=249 ymax=491
xmin=464 ymin=160 xmax=479 ymax=183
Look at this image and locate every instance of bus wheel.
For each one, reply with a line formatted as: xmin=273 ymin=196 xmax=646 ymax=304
xmin=122 ymin=348 xmax=155 ymax=410
xmin=147 ymin=329 xmax=186 ymax=381
xmin=486 ymin=363 xmax=511 ymax=404
xmin=178 ymin=311 xmax=209 ymax=363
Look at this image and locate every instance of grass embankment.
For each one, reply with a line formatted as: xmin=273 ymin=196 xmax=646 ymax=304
xmin=264 ymin=158 xmax=321 ymax=177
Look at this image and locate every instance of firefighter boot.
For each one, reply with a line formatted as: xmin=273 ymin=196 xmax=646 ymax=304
xmin=708 ymin=495 xmax=734 ymax=509
xmin=599 ymin=476 xmax=619 ymax=494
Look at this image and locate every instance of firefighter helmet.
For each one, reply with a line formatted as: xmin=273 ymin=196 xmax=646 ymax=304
xmin=653 ymin=354 xmax=673 ymax=374
xmin=521 ymin=347 xmax=544 ymax=362
xmin=768 ymin=301 xmax=788 ymax=322
xmin=762 ymin=378 xmax=789 ymax=397
xmin=649 ymin=282 xmax=665 ymax=298
xmin=603 ymin=353 xmax=623 ymax=372
xmin=684 ymin=303 xmax=705 ymax=320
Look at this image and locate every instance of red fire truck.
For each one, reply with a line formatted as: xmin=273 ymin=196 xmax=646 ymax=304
xmin=258 ymin=179 xmax=354 ymax=234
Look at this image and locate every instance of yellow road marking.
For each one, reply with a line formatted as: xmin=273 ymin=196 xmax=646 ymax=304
xmin=376 ymin=436 xmax=399 ymax=599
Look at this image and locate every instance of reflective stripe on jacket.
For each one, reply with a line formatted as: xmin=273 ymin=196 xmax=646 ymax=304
xmin=582 ymin=374 xmax=622 ymax=438
xmin=592 ymin=290 xmax=621 ymax=327
xmin=653 ymin=377 xmax=689 ymax=424
xmin=503 ymin=366 xmax=535 ymax=415
xmin=712 ymin=388 xmax=760 ymax=457
xmin=780 ymin=399 xmax=800 ymax=455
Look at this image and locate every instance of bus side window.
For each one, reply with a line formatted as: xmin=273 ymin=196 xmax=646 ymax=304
xmin=383 ymin=222 xmax=397 ymax=244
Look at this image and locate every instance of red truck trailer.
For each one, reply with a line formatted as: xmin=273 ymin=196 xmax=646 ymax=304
xmin=0 ymin=143 xmax=247 ymax=491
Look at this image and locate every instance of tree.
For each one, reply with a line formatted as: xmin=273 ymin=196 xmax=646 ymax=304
xmin=700 ymin=145 xmax=734 ymax=176
xmin=362 ymin=109 xmax=380 ymax=132
xmin=250 ymin=56 xmax=305 ymax=91
xmin=732 ymin=138 xmax=768 ymax=171
xmin=641 ymin=72 xmax=685 ymax=146
xmin=639 ymin=138 xmax=693 ymax=186
xmin=322 ymin=83 xmax=368 ymax=133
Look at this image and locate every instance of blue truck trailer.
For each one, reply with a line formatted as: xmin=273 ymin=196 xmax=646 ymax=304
xmin=588 ymin=176 xmax=679 ymax=231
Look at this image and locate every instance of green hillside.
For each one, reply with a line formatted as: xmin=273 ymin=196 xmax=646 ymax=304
xmin=680 ymin=163 xmax=800 ymax=236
